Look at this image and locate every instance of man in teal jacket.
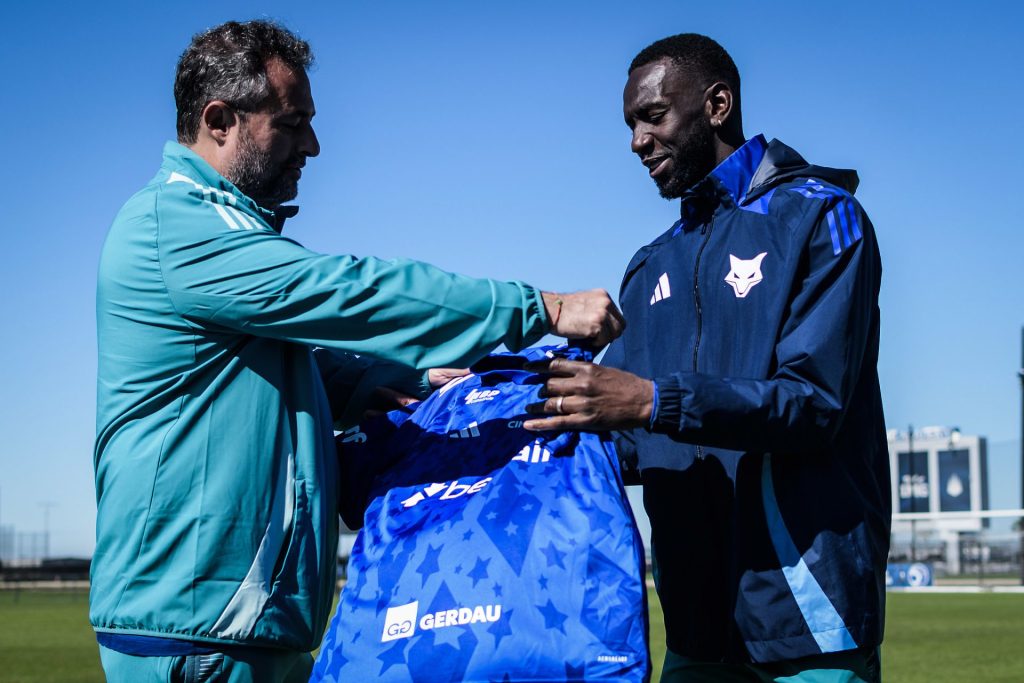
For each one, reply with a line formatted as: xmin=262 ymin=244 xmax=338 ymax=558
xmin=92 ymin=20 xmax=623 ymax=682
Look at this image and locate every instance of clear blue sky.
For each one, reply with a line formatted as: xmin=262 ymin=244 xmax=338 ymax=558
xmin=1 ymin=1 xmax=1021 ymax=556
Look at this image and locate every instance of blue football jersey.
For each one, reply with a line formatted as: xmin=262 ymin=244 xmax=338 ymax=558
xmin=312 ymin=348 xmax=649 ymax=682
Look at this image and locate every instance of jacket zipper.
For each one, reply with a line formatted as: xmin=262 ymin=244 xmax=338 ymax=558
xmin=692 ymin=214 xmax=715 ymax=459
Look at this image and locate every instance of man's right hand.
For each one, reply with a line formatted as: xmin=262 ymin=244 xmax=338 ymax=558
xmin=542 ymin=290 xmax=625 ymax=349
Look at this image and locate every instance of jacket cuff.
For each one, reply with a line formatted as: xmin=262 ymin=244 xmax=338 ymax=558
xmin=650 ymin=375 xmax=683 ymax=433
xmin=518 ymin=284 xmax=551 ymax=348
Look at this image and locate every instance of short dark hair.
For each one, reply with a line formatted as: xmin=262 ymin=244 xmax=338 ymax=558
xmin=174 ymin=20 xmax=314 ymax=144
xmin=629 ymin=33 xmax=740 ymax=110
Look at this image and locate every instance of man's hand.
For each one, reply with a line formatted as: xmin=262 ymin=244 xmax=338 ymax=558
xmin=361 ymin=386 xmax=419 ymax=420
xmin=542 ymin=290 xmax=625 ymax=349
xmin=522 ymin=358 xmax=654 ymax=431
xmin=427 ymin=368 xmax=470 ymax=389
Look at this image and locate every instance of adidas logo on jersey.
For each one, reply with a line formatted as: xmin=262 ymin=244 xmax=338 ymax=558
xmin=465 ymin=388 xmax=500 ymax=404
xmin=382 ymin=601 xmax=503 ymax=642
xmin=448 ymin=421 xmax=480 ymax=439
xmin=400 ymin=478 xmax=492 ymax=508
xmin=512 ymin=441 xmax=551 ymax=463
xmin=650 ymin=272 xmax=671 ymax=304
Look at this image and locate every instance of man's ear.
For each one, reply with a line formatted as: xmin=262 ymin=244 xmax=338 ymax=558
xmin=200 ymin=101 xmax=238 ymax=145
xmin=704 ymin=82 xmax=734 ymax=129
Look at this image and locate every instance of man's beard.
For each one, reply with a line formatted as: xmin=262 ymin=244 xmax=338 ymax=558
xmin=656 ymin=117 xmax=717 ymax=200
xmin=226 ymin=129 xmax=297 ymax=208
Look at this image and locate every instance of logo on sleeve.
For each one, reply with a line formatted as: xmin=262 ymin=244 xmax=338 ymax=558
xmin=465 ymin=388 xmax=500 ymax=404
xmin=724 ymin=252 xmax=767 ymax=298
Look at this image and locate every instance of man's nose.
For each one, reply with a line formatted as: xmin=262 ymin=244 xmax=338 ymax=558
xmin=302 ymin=124 xmax=320 ymax=158
xmin=631 ymin=127 xmax=653 ymax=155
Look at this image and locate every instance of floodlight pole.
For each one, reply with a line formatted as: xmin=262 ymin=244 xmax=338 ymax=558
xmin=1018 ymin=327 xmax=1023 ymax=585
xmin=909 ymin=424 xmax=916 ymax=563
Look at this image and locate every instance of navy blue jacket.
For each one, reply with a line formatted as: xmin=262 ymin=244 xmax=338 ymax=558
xmin=604 ymin=135 xmax=889 ymax=663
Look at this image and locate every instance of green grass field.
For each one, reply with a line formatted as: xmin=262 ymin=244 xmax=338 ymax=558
xmin=1 ymin=589 xmax=1022 ymax=682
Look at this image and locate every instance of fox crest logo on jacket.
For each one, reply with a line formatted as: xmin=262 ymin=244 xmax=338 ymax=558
xmin=724 ymin=252 xmax=767 ymax=298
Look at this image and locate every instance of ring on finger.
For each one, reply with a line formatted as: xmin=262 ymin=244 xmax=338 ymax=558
xmin=555 ymin=396 xmax=565 ymax=414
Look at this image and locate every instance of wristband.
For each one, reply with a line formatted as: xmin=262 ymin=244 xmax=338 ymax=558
xmin=551 ymin=297 xmax=564 ymax=328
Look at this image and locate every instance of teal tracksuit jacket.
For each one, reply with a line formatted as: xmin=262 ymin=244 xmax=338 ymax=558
xmin=91 ymin=142 xmax=549 ymax=651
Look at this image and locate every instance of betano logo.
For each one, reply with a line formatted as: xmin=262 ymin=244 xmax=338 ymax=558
xmin=381 ymin=600 xmax=502 ymax=642
xmin=400 ymin=478 xmax=492 ymax=508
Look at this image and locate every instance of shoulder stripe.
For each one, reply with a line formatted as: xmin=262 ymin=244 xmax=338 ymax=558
xmin=166 ymin=170 xmax=268 ymax=232
xmin=825 ymin=211 xmax=842 ymax=255
xmin=788 ymin=179 xmax=850 ymax=202
xmin=213 ymin=204 xmax=240 ymax=230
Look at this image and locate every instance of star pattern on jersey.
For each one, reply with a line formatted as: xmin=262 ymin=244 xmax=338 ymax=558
xmin=467 ymin=556 xmax=491 ymax=587
xmin=406 ymin=581 xmax=480 ymax=682
xmin=377 ymin=638 xmax=408 ymax=675
xmin=487 ymin=607 xmax=514 ymax=649
xmin=415 ymin=544 xmax=442 ymax=586
xmin=536 ymin=598 xmax=568 ymax=635
xmin=321 ymin=363 xmax=649 ymax=682
xmin=541 ymin=541 xmax=566 ymax=569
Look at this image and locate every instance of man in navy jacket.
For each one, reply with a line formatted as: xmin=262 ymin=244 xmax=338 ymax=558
xmin=524 ymin=34 xmax=888 ymax=682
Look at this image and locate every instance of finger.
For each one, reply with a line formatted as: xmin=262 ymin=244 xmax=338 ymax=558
xmin=376 ymin=387 xmax=419 ymax=407
xmin=522 ymin=413 xmax=591 ymax=432
xmin=537 ymin=377 xmax=576 ymax=398
xmin=523 ymin=358 xmax=582 ymax=376
xmin=525 ymin=395 xmax=581 ymax=416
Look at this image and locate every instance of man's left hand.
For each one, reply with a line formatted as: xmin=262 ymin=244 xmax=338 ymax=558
xmin=428 ymin=367 xmax=470 ymax=389
xmin=522 ymin=359 xmax=654 ymax=431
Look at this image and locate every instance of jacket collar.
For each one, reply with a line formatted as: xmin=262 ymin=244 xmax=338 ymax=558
xmin=160 ymin=141 xmax=298 ymax=232
xmin=680 ymin=133 xmax=768 ymax=219
xmin=709 ymin=133 xmax=767 ymax=204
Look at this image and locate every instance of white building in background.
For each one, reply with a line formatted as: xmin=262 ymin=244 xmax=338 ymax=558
xmin=887 ymin=426 xmax=990 ymax=573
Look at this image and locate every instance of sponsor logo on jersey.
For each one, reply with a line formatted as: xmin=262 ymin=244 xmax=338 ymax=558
xmin=650 ymin=272 xmax=671 ymax=304
xmin=381 ymin=600 xmax=502 ymax=642
xmin=400 ymin=478 xmax=492 ymax=508
xmin=465 ymin=388 xmax=500 ymax=404
xmin=448 ymin=421 xmax=481 ymax=439
xmin=382 ymin=601 xmax=419 ymax=642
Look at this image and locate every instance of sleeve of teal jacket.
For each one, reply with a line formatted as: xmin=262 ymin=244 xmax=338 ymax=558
xmin=651 ymin=195 xmax=880 ymax=454
xmin=313 ymin=348 xmax=430 ymax=429
xmin=156 ymin=190 xmax=549 ymax=370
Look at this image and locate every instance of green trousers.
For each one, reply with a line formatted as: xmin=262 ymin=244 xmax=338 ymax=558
xmin=661 ymin=647 xmax=881 ymax=683
xmin=98 ymin=644 xmax=313 ymax=683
